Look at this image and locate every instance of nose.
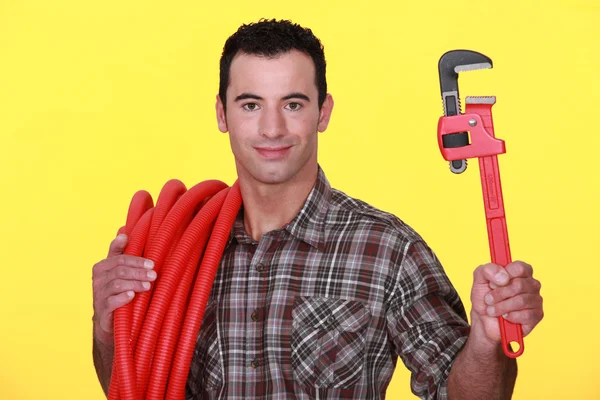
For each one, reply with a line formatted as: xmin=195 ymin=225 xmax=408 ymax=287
xmin=258 ymin=107 xmax=286 ymax=139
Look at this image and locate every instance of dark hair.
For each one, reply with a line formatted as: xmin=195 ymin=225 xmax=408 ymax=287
xmin=219 ymin=18 xmax=327 ymax=113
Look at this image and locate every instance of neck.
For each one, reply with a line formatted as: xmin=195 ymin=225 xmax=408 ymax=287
xmin=238 ymin=164 xmax=318 ymax=242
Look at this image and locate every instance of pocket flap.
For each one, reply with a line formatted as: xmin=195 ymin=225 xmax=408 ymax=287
xmin=292 ymin=296 xmax=371 ymax=332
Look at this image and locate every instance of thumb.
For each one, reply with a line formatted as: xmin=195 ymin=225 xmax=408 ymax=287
xmin=107 ymin=233 xmax=128 ymax=258
xmin=473 ymin=263 xmax=510 ymax=287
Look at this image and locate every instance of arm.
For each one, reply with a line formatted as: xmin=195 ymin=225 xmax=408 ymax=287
xmin=91 ymin=234 xmax=157 ymax=395
xmin=386 ymin=240 xmax=471 ymax=399
xmin=93 ymin=325 xmax=115 ymax=396
xmin=446 ymin=318 xmax=517 ymax=399
xmin=387 ymin=242 xmax=542 ymax=399
xmin=447 ymin=261 xmax=542 ymax=400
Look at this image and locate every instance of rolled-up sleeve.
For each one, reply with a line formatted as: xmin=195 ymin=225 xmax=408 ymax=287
xmin=386 ymin=240 xmax=470 ymax=399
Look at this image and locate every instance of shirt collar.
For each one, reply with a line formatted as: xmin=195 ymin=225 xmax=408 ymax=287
xmin=226 ymin=165 xmax=330 ymax=251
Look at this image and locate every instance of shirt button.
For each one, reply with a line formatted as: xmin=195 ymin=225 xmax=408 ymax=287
xmin=255 ymin=263 xmax=265 ymax=272
xmin=251 ymin=310 xmax=259 ymax=321
xmin=326 ymin=316 xmax=334 ymax=325
xmin=250 ymin=359 xmax=258 ymax=369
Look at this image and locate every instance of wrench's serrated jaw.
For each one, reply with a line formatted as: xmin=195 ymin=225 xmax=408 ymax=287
xmin=438 ymin=50 xmax=493 ymax=93
xmin=455 ymin=62 xmax=493 ymax=73
xmin=466 ymin=96 xmax=496 ymax=105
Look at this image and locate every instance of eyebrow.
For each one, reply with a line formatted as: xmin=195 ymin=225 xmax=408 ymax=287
xmin=234 ymin=92 xmax=311 ymax=102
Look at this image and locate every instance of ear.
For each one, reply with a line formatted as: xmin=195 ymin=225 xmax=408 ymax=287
xmin=317 ymin=94 xmax=334 ymax=133
xmin=216 ymin=94 xmax=228 ymax=133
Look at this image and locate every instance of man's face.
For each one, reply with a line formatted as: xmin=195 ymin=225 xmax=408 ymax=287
xmin=216 ymin=50 xmax=333 ymax=186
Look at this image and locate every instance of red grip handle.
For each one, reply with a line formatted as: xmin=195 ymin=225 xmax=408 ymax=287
xmin=473 ymin=103 xmax=524 ymax=357
xmin=482 ymin=157 xmax=525 ymax=358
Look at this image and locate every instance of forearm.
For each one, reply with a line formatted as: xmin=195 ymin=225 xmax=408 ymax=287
xmin=447 ymin=333 xmax=517 ymax=400
xmin=92 ymin=323 xmax=115 ymax=396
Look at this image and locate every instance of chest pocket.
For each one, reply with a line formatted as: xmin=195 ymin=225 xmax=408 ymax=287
xmin=186 ymin=300 xmax=223 ymax=397
xmin=291 ymin=296 xmax=371 ymax=389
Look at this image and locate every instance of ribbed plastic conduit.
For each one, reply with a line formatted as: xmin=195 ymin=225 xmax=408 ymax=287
xmin=107 ymin=179 xmax=242 ymax=400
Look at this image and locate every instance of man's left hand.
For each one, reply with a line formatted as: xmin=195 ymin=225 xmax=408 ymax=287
xmin=470 ymin=261 xmax=544 ymax=343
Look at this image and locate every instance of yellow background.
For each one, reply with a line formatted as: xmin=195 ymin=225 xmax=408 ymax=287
xmin=1 ymin=0 xmax=598 ymax=398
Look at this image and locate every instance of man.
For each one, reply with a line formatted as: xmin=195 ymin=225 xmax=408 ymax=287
xmin=92 ymin=19 xmax=543 ymax=399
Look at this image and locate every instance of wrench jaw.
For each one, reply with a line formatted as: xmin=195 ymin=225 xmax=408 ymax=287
xmin=438 ymin=50 xmax=493 ymax=116
xmin=438 ymin=50 xmax=493 ymax=173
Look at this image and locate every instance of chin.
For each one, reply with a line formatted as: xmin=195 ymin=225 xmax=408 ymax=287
xmin=256 ymin=171 xmax=291 ymax=185
xmin=249 ymin=164 xmax=296 ymax=185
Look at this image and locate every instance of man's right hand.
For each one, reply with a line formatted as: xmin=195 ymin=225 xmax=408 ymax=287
xmin=92 ymin=233 xmax=156 ymax=343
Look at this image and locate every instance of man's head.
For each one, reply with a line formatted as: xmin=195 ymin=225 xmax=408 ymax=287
xmin=215 ymin=19 xmax=334 ymax=187
xmin=219 ymin=19 xmax=327 ymax=113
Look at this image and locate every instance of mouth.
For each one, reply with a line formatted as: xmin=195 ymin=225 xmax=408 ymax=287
xmin=254 ymin=146 xmax=293 ymax=159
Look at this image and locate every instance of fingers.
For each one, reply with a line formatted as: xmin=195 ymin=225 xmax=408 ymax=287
xmin=106 ymin=290 xmax=136 ymax=312
xmin=485 ymin=293 xmax=543 ymax=317
xmin=481 ymin=261 xmax=542 ymax=317
xmin=485 ymin=277 xmax=541 ymax=305
xmin=471 ymin=260 xmax=544 ymax=340
xmin=105 ymin=263 xmax=157 ymax=283
xmin=92 ymin=236 xmax=157 ymax=336
xmin=503 ymin=308 xmax=544 ymax=328
xmin=93 ymin=254 xmax=154 ymax=281
xmin=93 ymin=258 xmax=156 ymax=298
xmin=93 ymin=262 xmax=156 ymax=335
xmin=100 ymin=291 xmax=136 ymax=333
xmin=505 ymin=260 xmax=533 ymax=279
xmin=104 ymin=273 xmax=154 ymax=297
xmin=474 ymin=261 xmax=534 ymax=289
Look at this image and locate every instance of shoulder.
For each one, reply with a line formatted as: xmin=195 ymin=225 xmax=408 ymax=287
xmin=325 ymin=186 xmax=426 ymax=254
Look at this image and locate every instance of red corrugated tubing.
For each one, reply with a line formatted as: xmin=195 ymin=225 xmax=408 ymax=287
xmin=107 ymin=178 xmax=242 ymax=400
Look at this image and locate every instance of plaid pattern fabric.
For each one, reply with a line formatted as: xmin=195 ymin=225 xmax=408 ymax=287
xmin=291 ymin=296 xmax=371 ymax=389
xmin=186 ymin=166 xmax=470 ymax=400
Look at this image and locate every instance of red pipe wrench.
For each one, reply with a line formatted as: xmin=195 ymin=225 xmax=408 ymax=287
xmin=437 ymin=50 xmax=524 ymax=358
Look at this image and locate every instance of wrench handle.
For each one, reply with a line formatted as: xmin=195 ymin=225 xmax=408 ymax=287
xmin=479 ymin=154 xmax=524 ymax=358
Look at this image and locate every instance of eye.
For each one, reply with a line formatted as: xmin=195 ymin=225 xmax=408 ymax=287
xmin=285 ymin=102 xmax=303 ymax=111
xmin=242 ymin=103 xmax=260 ymax=111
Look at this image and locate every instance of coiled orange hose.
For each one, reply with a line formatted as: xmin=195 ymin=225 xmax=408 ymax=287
xmin=107 ymin=178 xmax=242 ymax=400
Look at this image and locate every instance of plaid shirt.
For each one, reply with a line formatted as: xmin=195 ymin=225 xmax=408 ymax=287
xmin=186 ymin=166 xmax=470 ymax=400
